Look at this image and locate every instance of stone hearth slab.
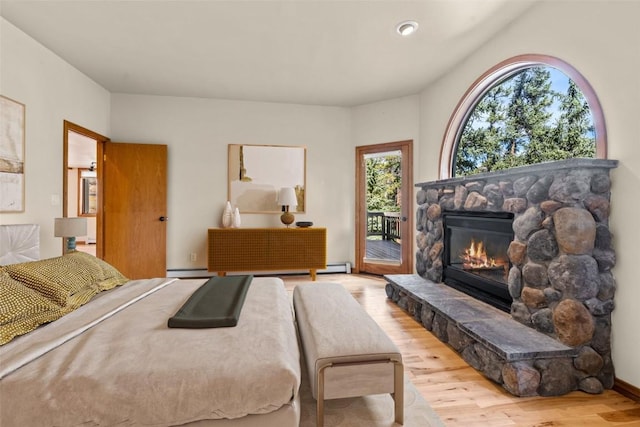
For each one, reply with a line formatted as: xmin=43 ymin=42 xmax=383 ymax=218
xmin=384 ymin=274 xmax=575 ymax=362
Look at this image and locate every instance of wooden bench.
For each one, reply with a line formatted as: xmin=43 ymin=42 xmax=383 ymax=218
xmin=293 ymin=282 xmax=404 ymax=426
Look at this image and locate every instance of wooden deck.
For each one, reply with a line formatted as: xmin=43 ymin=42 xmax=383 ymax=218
xmin=365 ymin=238 xmax=401 ymax=261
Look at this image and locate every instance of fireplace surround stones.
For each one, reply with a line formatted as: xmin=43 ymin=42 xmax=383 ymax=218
xmin=386 ymin=158 xmax=618 ymax=396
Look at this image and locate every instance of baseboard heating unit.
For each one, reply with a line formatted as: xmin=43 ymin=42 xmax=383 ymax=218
xmin=167 ymin=262 xmax=352 ymax=279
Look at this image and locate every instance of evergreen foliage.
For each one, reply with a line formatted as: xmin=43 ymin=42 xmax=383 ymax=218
xmin=366 ymin=154 xmax=401 ymax=212
xmin=454 ymin=66 xmax=595 ymax=176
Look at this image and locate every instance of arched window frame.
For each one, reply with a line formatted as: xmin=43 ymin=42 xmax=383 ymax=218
xmin=439 ymin=54 xmax=607 ymax=179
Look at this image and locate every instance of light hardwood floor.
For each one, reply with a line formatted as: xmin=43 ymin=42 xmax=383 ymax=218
xmin=279 ymin=273 xmax=640 ymax=427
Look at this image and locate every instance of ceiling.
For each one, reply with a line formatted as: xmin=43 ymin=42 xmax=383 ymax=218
xmin=1 ymin=0 xmax=537 ymax=107
xmin=67 ymin=131 xmax=97 ymax=169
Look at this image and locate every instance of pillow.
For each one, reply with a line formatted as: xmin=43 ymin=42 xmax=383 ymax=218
xmin=0 ymin=271 xmax=65 ymax=345
xmin=3 ymin=251 xmax=128 ymax=309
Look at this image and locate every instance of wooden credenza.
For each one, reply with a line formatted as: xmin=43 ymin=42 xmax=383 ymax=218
xmin=207 ymin=228 xmax=327 ymax=280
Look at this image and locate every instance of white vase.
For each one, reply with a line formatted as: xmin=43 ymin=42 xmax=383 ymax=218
xmin=232 ymin=207 xmax=241 ymax=228
xmin=222 ymin=201 xmax=233 ymax=228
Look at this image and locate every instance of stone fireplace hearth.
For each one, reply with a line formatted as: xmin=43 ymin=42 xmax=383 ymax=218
xmin=385 ymin=158 xmax=618 ymax=397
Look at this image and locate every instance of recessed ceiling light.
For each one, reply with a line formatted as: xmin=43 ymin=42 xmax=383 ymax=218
xmin=396 ymin=20 xmax=419 ymax=37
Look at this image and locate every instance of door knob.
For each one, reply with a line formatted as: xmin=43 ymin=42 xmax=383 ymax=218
xmin=159 ymin=216 xmax=168 ymax=222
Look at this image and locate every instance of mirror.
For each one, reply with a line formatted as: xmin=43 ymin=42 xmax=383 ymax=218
xmin=228 ymin=144 xmax=306 ymax=213
xmin=78 ymin=169 xmax=97 ymax=216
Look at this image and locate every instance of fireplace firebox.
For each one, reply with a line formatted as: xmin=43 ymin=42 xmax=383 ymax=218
xmin=443 ymin=211 xmax=514 ymax=312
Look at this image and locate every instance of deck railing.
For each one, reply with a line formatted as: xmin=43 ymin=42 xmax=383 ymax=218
xmin=367 ymin=211 xmax=401 ymax=241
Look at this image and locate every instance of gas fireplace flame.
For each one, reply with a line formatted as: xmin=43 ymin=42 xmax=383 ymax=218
xmin=462 ymin=239 xmax=502 ymax=270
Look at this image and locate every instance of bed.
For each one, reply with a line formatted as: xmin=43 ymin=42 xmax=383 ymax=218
xmin=0 ymin=224 xmax=301 ymax=427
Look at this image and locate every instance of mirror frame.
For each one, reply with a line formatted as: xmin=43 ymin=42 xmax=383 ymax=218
xmin=228 ymin=144 xmax=306 ymax=213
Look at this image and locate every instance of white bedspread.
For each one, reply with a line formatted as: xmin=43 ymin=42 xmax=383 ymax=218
xmin=0 ymin=277 xmax=301 ymax=426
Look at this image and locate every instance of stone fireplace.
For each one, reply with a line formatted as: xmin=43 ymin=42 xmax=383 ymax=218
xmin=385 ymin=158 xmax=618 ymax=396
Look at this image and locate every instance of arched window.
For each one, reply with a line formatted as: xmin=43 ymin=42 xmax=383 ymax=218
xmin=440 ymin=55 xmax=606 ymax=178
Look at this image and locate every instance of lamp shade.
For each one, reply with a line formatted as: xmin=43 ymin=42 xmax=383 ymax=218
xmin=277 ymin=187 xmax=298 ymax=208
xmin=54 ymin=217 xmax=87 ymax=237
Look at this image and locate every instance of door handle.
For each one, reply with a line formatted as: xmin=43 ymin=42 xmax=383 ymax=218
xmin=401 ymin=216 xmax=407 ymax=222
xmin=159 ymin=216 xmax=168 ymax=222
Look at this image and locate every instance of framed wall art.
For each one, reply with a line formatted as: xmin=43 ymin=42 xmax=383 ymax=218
xmin=228 ymin=144 xmax=306 ymax=213
xmin=0 ymin=95 xmax=25 ymax=212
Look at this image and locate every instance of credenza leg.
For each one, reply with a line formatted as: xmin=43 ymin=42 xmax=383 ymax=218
xmin=310 ymin=269 xmax=317 ymax=281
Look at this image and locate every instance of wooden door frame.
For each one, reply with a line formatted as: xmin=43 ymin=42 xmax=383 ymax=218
xmin=63 ymin=121 xmax=109 ymax=258
xmin=355 ymin=140 xmax=413 ymax=275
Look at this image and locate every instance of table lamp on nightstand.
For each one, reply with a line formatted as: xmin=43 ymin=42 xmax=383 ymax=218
xmin=54 ymin=217 xmax=87 ymax=254
xmin=277 ymin=187 xmax=298 ymax=227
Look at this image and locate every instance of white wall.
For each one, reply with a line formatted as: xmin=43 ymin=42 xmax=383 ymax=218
xmin=351 ymin=95 xmax=420 ymax=148
xmin=109 ymin=94 xmax=352 ymax=269
xmin=0 ymin=19 xmax=110 ymax=258
xmin=351 ymin=94 xmax=421 ymax=260
xmin=417 ymin=0 xmax=640 ymax=389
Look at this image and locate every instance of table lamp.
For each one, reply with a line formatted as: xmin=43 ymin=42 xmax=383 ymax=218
xmin=277 ymin=187 xmax=298 ymax=227
xmin=54 ymin=217 xmax=87 ymax=254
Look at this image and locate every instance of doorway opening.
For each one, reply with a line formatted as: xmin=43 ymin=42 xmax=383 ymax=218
xmin=364 ymin=150 xmax=402 ymax=264
xmin=355 ymin=140 xmax=413 ymax=275
xmin=63 ymin=121 xmax=107 ymax=258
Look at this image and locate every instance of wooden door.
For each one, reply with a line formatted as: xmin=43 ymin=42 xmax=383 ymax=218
xmin=102 ymin=142 xmax=167 ymax=279
xmin=355 ymin=140 xmax=413 ymax=275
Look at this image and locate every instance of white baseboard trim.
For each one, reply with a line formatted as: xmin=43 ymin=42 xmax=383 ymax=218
xmin=166 ymin=262 xmax=352 ymax=278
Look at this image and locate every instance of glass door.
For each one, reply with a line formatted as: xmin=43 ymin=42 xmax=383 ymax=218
xmin=355 ymin=141 xmax=413 ymax=275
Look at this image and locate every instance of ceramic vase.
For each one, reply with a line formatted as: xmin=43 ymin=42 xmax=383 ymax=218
xmin=222 ymin=201 xmax=233 ymax=228
xmin=232 ymin=207 xmax=241 ymax=228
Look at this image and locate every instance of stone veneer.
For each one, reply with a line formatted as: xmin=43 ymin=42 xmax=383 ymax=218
xmin=387 ymin=158 xmax=618 ymax=396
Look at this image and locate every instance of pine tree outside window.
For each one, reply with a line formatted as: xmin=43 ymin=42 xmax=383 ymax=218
xmin=440 ymin=55 xmax=607 ymax=179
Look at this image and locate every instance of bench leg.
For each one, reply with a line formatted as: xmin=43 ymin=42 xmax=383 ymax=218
xmin=393 ymin=361 xmax=404 ymax=425
xmin=317 ymin=364 xmax=328 ymax=427
xmin=316 ymin=361 xmax=403 ymax=426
